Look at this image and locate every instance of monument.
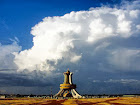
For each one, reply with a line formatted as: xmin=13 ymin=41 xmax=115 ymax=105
xmin=54 ymin=69 xmax=82 ymax=98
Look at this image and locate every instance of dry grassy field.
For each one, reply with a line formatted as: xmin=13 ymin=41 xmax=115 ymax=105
xmin=0 ymin=97 xmax=140 ymax=105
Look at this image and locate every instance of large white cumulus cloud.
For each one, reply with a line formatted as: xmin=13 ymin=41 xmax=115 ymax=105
xmin=14 ymin=1 xmax=140 ymax=72
xmin=0 ymin=39 xmax=21 ymax=70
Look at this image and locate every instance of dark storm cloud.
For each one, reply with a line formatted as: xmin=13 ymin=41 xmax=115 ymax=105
xmin=0 ymin=70 xmax=54 ymax=87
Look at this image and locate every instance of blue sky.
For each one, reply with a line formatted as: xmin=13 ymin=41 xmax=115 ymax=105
xmin=1 ymin=0 xmax=140 ymax=95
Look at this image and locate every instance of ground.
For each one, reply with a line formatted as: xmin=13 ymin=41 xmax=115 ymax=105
xmin=0 ymin=97 xmax=140 ymax=105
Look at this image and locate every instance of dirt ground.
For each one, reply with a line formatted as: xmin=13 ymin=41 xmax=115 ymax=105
xmin=0 ymin=97 xmax=140 ymax=105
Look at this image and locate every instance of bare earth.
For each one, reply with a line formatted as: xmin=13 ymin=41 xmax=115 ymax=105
xmin=0 ymin=97 xmax=140 ymax=105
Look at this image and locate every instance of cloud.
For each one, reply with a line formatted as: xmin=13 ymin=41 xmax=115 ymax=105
xmin=108 ymin=48 xmax=140 ymax=70
xmin=104 ymin=79 xmax=140 ymax=84
xmin=13 ymin=1 xmax=140 ymax=73
xmin=70 ymin=55 xmax=82 ymax=63
xmin=93 ymin=78 xmax=140 ymax=84
xmin=93 ymin=80 xmax=101 ymax=83
xmin=0 ymin=38 xmax=21 ymax=70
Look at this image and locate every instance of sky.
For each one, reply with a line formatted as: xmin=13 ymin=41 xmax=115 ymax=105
xmin=0 ymin=0 xmax=140 ymax=95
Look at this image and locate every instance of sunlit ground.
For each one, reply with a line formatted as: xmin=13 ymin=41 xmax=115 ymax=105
xmin=0 ymin=97 xmax=140 ymax=105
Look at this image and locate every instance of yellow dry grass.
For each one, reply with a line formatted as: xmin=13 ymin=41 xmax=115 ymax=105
xmin=109 ymin=97 xmax=140 ymax=105
xmin=0 ymin=97 xmax=140 ymax=105
xmin=62 ymin=99 xmax=78 ymax=105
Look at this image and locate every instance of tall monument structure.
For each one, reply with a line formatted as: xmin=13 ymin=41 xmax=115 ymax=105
xmin=54 ymin=69 xmax=82 ymax=98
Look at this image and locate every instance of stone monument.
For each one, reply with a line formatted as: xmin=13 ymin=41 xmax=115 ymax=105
xmin=54 ymin=69 xmax=82 ymax=98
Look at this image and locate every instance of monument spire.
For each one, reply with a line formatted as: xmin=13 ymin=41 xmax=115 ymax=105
xmin=54 ymin=69 xmax=82 ymax=98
